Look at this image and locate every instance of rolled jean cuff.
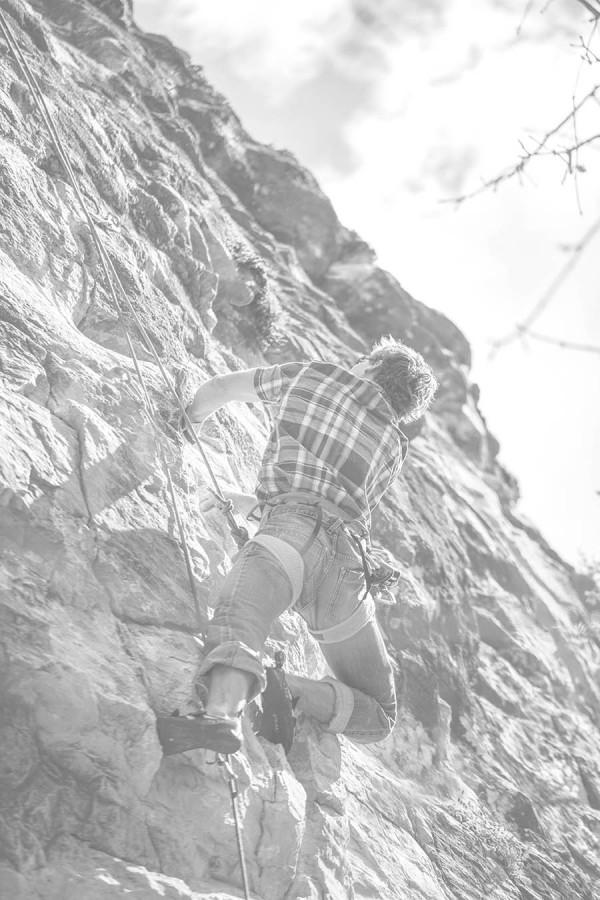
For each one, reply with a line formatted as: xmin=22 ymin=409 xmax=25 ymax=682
xmin=197 ymin=640 xmax=266 ymax=699
xmin=321 ymin=677 xmax=355 ymax=734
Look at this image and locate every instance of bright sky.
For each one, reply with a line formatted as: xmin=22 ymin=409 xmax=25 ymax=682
xmin=133 ymin=0 xmax=600 ymax=566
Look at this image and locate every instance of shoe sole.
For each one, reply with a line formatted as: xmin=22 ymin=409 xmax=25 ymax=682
xmin=156 ymin=716 xmax=242 ymax=756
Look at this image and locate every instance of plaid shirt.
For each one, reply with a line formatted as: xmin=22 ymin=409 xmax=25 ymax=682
xmin=254 ymin=361 xmax=408 ymax=527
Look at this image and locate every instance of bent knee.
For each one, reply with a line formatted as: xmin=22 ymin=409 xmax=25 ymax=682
xmin=345 ymin=697 xmax=397 ymax=745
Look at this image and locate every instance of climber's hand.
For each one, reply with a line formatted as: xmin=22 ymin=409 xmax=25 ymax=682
xmin=199 ymin=489 xmax=257 ymax=518
xmin=181 ymin=415 xmax=226 ymax=452
xmin=224 ymin=490 xmax=259 ymax=518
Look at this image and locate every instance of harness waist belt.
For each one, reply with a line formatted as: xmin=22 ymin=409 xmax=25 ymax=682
xmin=265 ymin=491 xmax=366 ymax=531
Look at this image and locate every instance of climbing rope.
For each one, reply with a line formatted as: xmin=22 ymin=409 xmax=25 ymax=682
xmin=1 ymin=8 xmax=252 ymax=890
xmin=0 ymin=10 xmax=249 ymax=553
xmin=0 ymin=7 xmax=209 ymax=611
xmin=217 ymin=754 xmax=251 ymax=900
xmin=127 ymin=333 xmax=202 ymax=622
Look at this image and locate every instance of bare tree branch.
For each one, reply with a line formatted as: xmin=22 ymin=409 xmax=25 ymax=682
xmin=576 ymin=0 xmax=600 ymax=21
xmin=489 ymin=214 xmax=600 ymax=356
xmin=446 ymin=85 xmax=600 ymax=204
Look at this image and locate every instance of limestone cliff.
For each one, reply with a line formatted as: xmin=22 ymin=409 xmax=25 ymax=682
xmin=1 ymin=2 xmax=599 ymax=898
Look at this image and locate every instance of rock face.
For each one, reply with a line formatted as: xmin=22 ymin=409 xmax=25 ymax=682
xmin=1 ymin=2 xmax=599 ymax=898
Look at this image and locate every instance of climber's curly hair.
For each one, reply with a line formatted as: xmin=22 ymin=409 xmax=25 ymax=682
xmin=367 ymin=336 xmax=438 ymax=423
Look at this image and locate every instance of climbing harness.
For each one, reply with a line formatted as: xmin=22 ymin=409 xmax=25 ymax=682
xmin=248 ymin=529 xmax=377 ymax=642
xmin=253 ymin=498 xmax=400 ymax=642
xmin=0 ymin=8 xmax=251 ymax=888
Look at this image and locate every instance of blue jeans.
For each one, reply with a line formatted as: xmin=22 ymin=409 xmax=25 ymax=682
xmin=198 ymin=501 xmax=397 ymax=744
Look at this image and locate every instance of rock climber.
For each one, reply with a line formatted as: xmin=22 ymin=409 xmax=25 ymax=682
xmin=157 ymin=338 xmax=437 ymax=755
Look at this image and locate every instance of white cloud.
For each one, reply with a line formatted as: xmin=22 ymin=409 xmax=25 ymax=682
xmin=135 ymin=0 xmax=355 ymax=101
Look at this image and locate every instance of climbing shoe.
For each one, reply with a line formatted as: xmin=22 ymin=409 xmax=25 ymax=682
xmin=252 ymin=662 xmax=295 ymax=755
xmin=156 ymin=712 xmax=243 ymax=756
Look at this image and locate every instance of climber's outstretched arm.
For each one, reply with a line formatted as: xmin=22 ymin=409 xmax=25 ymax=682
xmin=186 ymin=369 xmax=259 ymax=424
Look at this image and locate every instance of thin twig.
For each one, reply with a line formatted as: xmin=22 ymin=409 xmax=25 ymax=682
xmin=525 ymin=329 xmax=600 ymax=353
xmin=544 ymin=132 xmax=600 ymax=156
xmin=516 ymin=0 xmax=535 ymax=37
xmin=571 ymin=91 xmax=583 ymax=211
xmin=574 ymin=32 xmax=600 ymax=63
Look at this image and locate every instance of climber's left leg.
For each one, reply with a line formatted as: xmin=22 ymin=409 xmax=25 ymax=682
xmin=199 ymin=539 xmax=294 ymax=706
xmin=318 ymin=619 xmax=397 ymax=744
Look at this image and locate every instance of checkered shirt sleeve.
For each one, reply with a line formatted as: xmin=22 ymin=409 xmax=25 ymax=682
xmin=254 ymin=363 xmax=305 ymax=405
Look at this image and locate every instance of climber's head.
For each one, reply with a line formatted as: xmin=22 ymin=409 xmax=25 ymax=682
xmin=352 ymin=336 xmax=438 ymax=423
